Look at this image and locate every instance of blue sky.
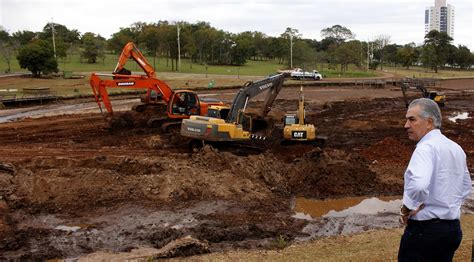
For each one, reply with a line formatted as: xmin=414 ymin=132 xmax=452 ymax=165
xmin=1 ymin=0 xmax=473 ymax=49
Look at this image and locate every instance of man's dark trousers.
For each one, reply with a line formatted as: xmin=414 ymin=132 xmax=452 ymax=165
xmin=398 ymin=219 xmax=462 ymax=261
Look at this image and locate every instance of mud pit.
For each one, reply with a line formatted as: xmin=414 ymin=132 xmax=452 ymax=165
xmin=0 ymin=79 xmax=473 ymax=260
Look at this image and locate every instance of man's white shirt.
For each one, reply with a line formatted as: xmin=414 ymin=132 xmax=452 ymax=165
xmin=403 ymin=129 xmax=472 ymax=220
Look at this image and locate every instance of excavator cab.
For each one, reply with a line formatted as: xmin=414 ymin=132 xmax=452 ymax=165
xmin=236 ymin=110 xmax=254 ymax=132
xmin=283 ymin=114 xmax=298 ymax=126
xmin=169 ymin=91 xmax=200 ymax=116
xmin=207 ymin=105 xmax=231 ymax=119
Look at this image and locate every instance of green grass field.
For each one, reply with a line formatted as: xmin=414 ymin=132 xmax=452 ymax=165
xmin=2 ymin=52 xmax=473 ymax=80
xmin=384 ymin=66 xmax=474 ymax=79
xmin=2 ymin=54 xmax=473 ymax=99
xmin=1 ymin=53 xmax=379 ymax=78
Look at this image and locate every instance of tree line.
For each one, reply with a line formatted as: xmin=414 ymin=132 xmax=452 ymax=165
xmin=0 ymin=21 xmax=473 ymax=77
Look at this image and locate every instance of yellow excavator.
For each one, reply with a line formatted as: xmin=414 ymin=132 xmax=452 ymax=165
xmin=180 ymin=74 xmax=285 ymax=144
xmin=400 ymin=78 xmax=446 ymax=107
xmin=282 ymin=86 xmax=326 ymax=147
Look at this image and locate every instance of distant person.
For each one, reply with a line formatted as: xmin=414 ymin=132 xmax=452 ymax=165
xmin=398 ymin=98 xmax=472 ymax=261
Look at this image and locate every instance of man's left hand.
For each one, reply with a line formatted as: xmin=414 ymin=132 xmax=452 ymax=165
xmin=399 ymin=204 xmax=425 ymax=226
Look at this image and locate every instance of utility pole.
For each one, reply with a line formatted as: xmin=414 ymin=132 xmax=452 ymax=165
xmin=177 ymin=23 xmax=181 ymax=71
xmin=51 ymin=18 xmax=57 ymax=59
xmin=290 ymin=34 xmax=293 ymax=68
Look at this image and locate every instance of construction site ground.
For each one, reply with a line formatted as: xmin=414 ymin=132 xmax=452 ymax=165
xmin=0 ymin=76 xmax=473 ymax=260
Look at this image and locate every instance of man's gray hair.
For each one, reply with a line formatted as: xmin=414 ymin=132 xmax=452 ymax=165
xmin=409 ymin=98 xmax=442 ymax=129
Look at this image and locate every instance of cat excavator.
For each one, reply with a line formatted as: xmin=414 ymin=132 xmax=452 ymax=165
xmin=89 ymin=42 xmax=224 ymax=132
xmin=180 ymin=74 xmax=285 ymax=145
xmin=282 ymin=86 xmax=326 ymax=147
xmin=400 ymin=78 xmax=446 ymax=107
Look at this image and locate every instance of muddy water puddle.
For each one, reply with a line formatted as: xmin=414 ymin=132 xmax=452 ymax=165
xmin=448 ymin=112 xmax=471 ymax=123
xmin=293 ymin=182 xmax=474 ymax=240
xmin=291 ymin=196 xmax=403 ymax=240
xmin=293 ymin=196 xmax=401 ymax=219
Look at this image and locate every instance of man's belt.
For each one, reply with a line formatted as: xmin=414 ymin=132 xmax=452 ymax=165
xmin=408 ymin=218 xmax=459 ymax=225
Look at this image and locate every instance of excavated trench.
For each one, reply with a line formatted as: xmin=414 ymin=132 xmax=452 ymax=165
xmin=0 ymin=85 xmax=473 ymax=260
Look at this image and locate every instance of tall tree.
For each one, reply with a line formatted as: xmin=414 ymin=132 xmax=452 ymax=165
xmin=291 ymin=40 xmax=317 ymax=68
xmin=229 ymin=41 xmax=248 ymax=66
xmin=190 ymin=22 xmax=213 ymax=64
xmin=12 ymin=30 xmax=37 ymax=45
xmin=452 ymin=45 xmax=473 ymax=69
xmin=235 ymin=31 xmax=256 ymax=60
xmin=0 ymin=27 xmax=15 ymax=73
xmin=318 ymin=37 xmax=338 ymax=51
xmin=421 ymin=30 xmax=453 ymax=73
xmin=139 ymin=24 xmax=160 ymax=69
xmin=397 ymin=43 xmax=417 ymax=69
xmin=331 ymin=40 xmax=363 ymax=73
xmin=320 ymin=25 xmax=355 ymax=46
xmin=374 ymin=35 xmax=391 ymax=70
xmin=108 ymin=27 xmax=137 ymax=54
xmin=81 ymin=32 xmax=105 ymax=64
xmin=253 ymin=31 xmax=268 ymax=61
xmin=157 ymin=22 xmax=179 ymax=71
xmin=384 ymin=44 xmax=400 ymax=66
xmin=267 ymin=36 xmax=286 ymax=64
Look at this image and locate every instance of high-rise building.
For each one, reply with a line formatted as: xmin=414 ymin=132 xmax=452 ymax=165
xmin=425 ymin=0 xmax=455 ymax=38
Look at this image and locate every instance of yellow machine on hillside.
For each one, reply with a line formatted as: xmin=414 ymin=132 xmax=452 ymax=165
xmin=180 ymin=74 xmax=285 ymax=144
xmin=282 ymin=86 xmax=326 ymax=147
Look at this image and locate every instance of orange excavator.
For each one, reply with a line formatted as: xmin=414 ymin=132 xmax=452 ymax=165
xmin=90 ymin=42 xmax=224 ymax=132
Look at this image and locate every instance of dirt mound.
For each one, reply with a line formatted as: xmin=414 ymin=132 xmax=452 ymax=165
xmin=2 ymin=142 xmax=395 ymax=215
xmin=109 ymin=106 xmax=167 ymax=130
xmin=287 ymin=148 xmax=394 ymax=198
xmin=6 ymin=153 xmax=275 ymax=213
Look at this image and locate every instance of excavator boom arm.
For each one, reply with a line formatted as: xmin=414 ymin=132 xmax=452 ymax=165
xmin=226 ymin=74 xmax=285 ymax=122
xmin=90 ymin=73 xmax=175 ymax=115
xmin=113 ymin=42 xmax=157 ymax=79
xmin=298 ymin=86 xmax=305 ymax=125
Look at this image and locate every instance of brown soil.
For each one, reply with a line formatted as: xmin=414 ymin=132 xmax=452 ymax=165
xmin=0 ymin=76 xmax=473 ymax=260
